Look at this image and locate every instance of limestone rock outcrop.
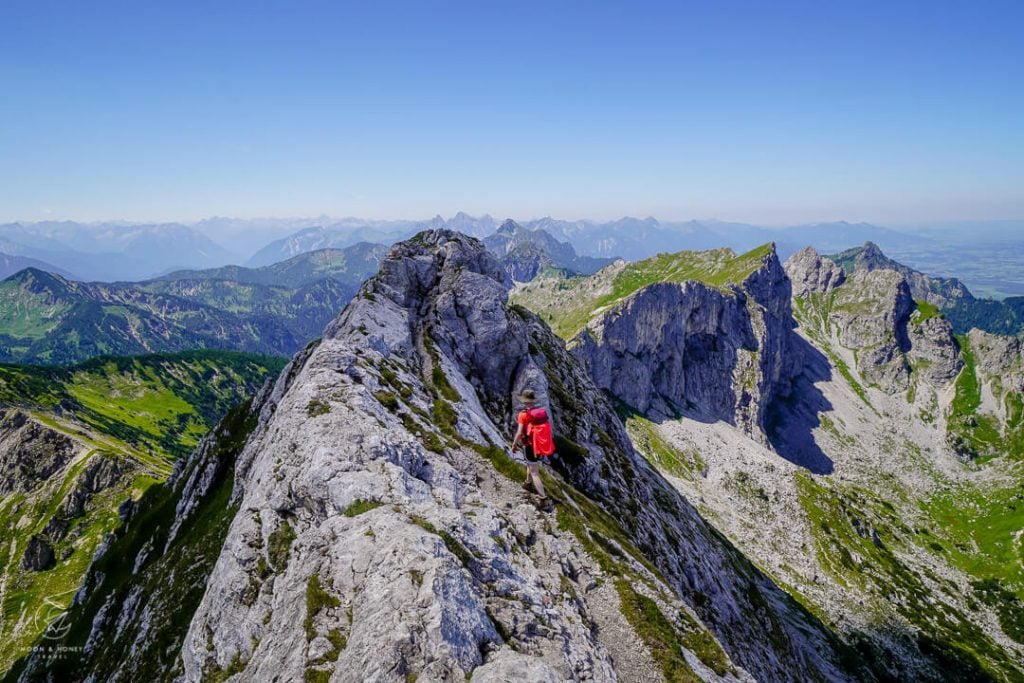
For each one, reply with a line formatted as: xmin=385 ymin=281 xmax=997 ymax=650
xmin=571 ymin=246 xmax=798 ymax=441
xmin=20 ymin=535 xmax=56 ymax=572
xmin=785 ymin=246 xmax=846 ymax=298
xmin=785 ymin=247 xmax=963 ymax=393
xmin=60 ymin=455 xmax=136 ymax=518
xmin=0 ymin=410 xmax=79 ymax=495
xmin=832 ymin=241 xmax=972 ymax=307
xmin=968 ymin=328 xmax=1024 ymax=389
xmin=16 ymin=231 xmax=867 ymax=683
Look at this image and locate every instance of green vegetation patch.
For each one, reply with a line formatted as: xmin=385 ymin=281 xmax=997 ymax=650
xmin=625 ymin=414 xmax=704 ymax=480
xmin=409 ymin=516 xmax=475 ymax=568
xmin=914 ymin=300 xmax=943 ymax=324
xmin=466 ymin=441 xmax=525 ymax=482
xmin=373 ymin=390 xmax=398 ymax=411
xmin=304 ymin=573 xmax=342 ymax=641
xmin=614 ymin=580 xmax=700 ymax=683
xmin=796 ymin=471 xmax=1020 ymax=679
xmin=267 ymin=519 xmax=297 ymax=572
xmin=555 ymin=486 xmax=663 ymax=581
xmin=307 ymin=398 xmax=331 ymax=417
xmin=971 ymin=578 xmax=1024 ymax=644
xmin=0 ymin=350 xmax=283 ymax=459
xmin=947 ymin=336 xmax=1003 ymax=461
xmin=343 ymin=499 xmax=384 ymax=518
xmin=923 ymin=481 xmax=1024 ymax=600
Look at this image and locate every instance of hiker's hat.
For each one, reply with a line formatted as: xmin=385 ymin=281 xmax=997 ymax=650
xmin=518 ymin=389 xmax=538 ymax=404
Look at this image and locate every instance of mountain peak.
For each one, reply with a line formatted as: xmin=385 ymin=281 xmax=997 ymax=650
xmin=497 ymin=218 xmax=520 ymax=234
xmin=5 ymin=266 xmax=71 ymax=291
xmin=332 ymin=229 xmax=510 ymax=331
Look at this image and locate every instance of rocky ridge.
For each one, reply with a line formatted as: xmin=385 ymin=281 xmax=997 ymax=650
xmin=786 ymin=247 xmax=963 ymax=394
xmin=180 ymin=230 xmax=855 ymax=682
xmin=13 ymin=232 xmax=1024 ymax=681
xmin=12 ymin=230 xmax=869 ymax=682
xmin=830 ymin=241 xmax=973 ymax=308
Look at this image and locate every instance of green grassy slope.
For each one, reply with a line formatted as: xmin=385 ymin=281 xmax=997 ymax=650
xmin=787 ymin=273 xmax=1024 ymax=677
xmin=2 ymin=400 xmax=259 ymax=683
xmin=0 ymin=351 xmax=285 ymax=458
xmin=0 ymin=245 xmax=381 ymax=365
xmin=795 ymin=472 xmax=1021 ymax=680
xmin=513 ymin=243 xmax=774 ymax=339
xmin=0 ymin=352 xmax=282 ymax=675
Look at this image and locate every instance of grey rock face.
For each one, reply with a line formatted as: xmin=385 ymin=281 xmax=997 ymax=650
xmin=571 ymin=248 xmax=797 ymax=441
xmin=784 ymin=247 xmax=846 ymax=299
xmin=786 ymin=247 xmax=963 ymax=393
xmin=833 ymin=269 xmax=914 ymax=392
xmin=0 ymin=410 xmax=78 ymax=494
xmin=907 ymin=314 xmax=963 ymax=386
xmin=21 ymin=534 xmax=56 ymax=571
xmin=967 ymin=328 xmax=1024 ymax=389
xmin=61 ymin=455 xmax=136 ymax=518
xmin=179 ymin=230 xmax=854 ymax=683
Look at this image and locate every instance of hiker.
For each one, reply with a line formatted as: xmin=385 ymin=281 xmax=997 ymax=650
xmin=510 ymin=389 xmax=556 ymax=512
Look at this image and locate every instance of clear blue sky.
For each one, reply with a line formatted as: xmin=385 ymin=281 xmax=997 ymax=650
xmin=1 ymin=1 xmax=1021 ymax=224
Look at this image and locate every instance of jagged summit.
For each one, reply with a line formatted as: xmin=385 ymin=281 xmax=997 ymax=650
xmin=496 ymin=218 xmax=518 ymax=234
xmin=831 ymin=241 xmax=972 ymax=307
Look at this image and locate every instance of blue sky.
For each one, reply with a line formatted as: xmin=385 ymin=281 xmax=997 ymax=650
xmin=1 ymin=1 xmax=1021 ymax=224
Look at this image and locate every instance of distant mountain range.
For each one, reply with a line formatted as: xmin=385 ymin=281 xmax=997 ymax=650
xmin=4 ymin=214 xmax=1022 ymax=302
xmin=0 ymin=222 xmax=236 ymax=281
xmin=0 ymin=245 xmax=386 ymax=364
xmin=242 ymin=215 xmax=937 ymax=276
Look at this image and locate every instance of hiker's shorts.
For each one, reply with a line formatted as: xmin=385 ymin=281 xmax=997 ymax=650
xmin=524 ymin=444 xmax=540 ymax=463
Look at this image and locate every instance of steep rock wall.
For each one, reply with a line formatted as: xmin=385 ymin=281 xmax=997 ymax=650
xmin=570 ymin=248 xmax=797 ymax=441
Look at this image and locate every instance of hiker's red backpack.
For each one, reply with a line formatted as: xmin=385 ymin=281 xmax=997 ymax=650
xmin=522 ymin=407 xmax=556 ymax=457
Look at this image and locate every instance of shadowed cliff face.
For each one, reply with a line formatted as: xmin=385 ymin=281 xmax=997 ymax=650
xmin=569 ymin=246 xmax=799 ymax=443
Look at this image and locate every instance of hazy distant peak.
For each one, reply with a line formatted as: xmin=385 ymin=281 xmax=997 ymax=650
xmin=497 ymin=218 xmax=520 ymax=234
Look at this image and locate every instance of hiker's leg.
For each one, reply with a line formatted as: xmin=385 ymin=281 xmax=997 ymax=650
xmin=529 ymin=463 xmax=546 ymax=498
xmin=523 ymin=444 xmax=535 ymax=484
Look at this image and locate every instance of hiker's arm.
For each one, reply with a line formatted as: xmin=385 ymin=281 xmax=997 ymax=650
xmin=511 ymin=422 xmax=524 ymax=449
